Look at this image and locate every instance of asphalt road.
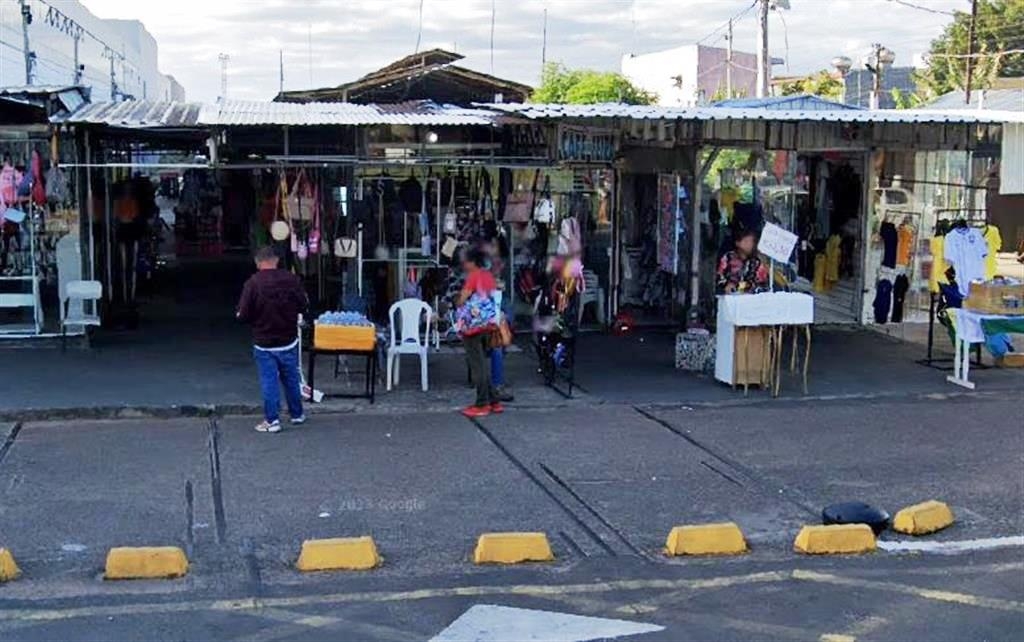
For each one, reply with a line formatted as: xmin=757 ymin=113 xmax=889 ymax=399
xmin=0 ymin=393 xmax=1022 ymax=641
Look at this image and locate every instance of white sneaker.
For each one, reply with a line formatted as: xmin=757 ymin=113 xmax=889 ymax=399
xmin=290 ymin=415 xmax=307 ymax=425
xmin=254 ymin=419 xmax=281 ymax=433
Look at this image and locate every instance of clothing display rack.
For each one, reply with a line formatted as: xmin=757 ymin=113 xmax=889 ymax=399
xmin=917 ymin=209 xmax=991 ymax=371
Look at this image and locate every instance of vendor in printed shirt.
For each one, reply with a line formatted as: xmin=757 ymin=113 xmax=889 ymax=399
xmin=716 ymin=228 xmax=770 ymax=294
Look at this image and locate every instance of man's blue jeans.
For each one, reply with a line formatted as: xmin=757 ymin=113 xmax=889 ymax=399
xmin=253 ymin=345 xmax=304 ymax=423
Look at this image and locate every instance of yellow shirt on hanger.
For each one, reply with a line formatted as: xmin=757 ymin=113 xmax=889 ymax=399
xmin=825 ymin=235 xmax=841 ymax=283
xmin=896 ymin=224 xmax=915 ymax=267
xmin=929 ymin=236 xmax=949 ymax=293
xmin=983 ymin=225 xmax=1002 ymax=280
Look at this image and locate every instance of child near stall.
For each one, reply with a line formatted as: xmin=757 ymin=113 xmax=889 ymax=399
xmin=483 ymin=232 xmax=514 ymax=402
xmin=456 ymin=247 xmax=502 ymax=418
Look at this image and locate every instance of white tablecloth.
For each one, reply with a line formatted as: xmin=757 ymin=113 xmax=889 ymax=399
xmin=719 ymin=292 xmax=815 ymax=326
xmin=954 ymin=308 xmax=1024 ymax=344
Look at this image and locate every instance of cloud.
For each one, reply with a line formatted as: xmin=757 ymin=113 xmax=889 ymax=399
xmin=80 ymin=0 xmax=963 ymax=102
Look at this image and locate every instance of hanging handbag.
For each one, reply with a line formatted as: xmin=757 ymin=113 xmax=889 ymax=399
xmin=334 ymin=237 xmax=357 ymax=258
xmin=489 ymin=318 xmax=513 ymax=349
xmin=442 ymin=182 xmax=457 ymax=234
xmin=533 ymin=175 xmax=555 ymax=224
xmin=270 ymin=175 xmax=292 ymax=241
xmin=558 ymin=216 xmax=582 ymax=256
xmin=503 ymin=169 xmax=539 ymax=223
xmin=286 ymin=170 xmax=314 ymax=221
xmin=308 ymin=185 xmax=321 ymax=254
xmin=441 ymin=236 xmax=459 ymax=259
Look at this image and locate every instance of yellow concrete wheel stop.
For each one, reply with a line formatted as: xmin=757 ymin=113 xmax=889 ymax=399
xmin=0 ymin=548 xmax=20 ymax=582
xmin=892 ymin=500 xmax=955 ymax=535
xmin=665 ymin=522 xmax=748 ymax=556
xmin=794 ymin=524 xmax=876 ymax=554
xmin=296 ymin=537 xmax=381 ymax=572
xmin=104 ymin=546 xmax=189 ymax=580
xmin=473 ymin=532 xmax=554 ymax=564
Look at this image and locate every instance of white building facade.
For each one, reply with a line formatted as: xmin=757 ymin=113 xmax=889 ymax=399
xmin=622 ymin=44 xmax=758 ymax=107
xmin=0 ymin=0 xmax=182 ymax=100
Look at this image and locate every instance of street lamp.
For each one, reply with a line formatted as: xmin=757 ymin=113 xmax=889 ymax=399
xmin=831 ymin=55 xmax=853 ymax=104
xmin=864 ymin=44 xmax=896 ymax=109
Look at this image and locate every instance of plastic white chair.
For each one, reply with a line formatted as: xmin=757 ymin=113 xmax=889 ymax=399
xmin=62 ymin=280 xmax=103 ymax=350
xmin=387 ymin=298 xmax=432 ymax=391
xmin=579 ymin=269 xmax=606 ymax=324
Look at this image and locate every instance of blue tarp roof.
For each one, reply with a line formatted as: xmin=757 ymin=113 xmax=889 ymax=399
xmin=713 ymin=94 xmax=863 ymax=111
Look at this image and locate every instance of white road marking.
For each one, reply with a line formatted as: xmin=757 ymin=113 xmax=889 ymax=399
xmin=878 ymin=536 xmax=1024 ymax=554
xmin=430 ymin=604 xmax=663 ymax=642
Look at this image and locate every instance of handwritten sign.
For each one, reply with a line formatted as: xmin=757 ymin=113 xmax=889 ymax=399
xmin=758 ymin=222 xmax=798 ymax=264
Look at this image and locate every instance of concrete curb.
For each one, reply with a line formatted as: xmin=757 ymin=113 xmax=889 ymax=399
xmin=893 ymin=500 xmax=955 ymax=535
xmin=296 ymin=537 xmax=381 ymax=572
xmin=794 ymin=524 xmax=876 ymax=555
xmin=665 ymin=523 xmax=748 ymax=556
xmin=104 ymin=547 xmax=189 ymax=580
xmin=0 ymin=548 xmax=20 ymax=582
xmin=473 ymin=533 xmax=554 ymax=565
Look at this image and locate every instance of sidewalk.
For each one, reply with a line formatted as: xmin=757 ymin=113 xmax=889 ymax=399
xmin=4 ymin=323 xmax=1021 ymax=418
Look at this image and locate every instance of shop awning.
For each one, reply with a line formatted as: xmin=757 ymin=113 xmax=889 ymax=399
xmin=53 ymin=99 xmax=510 ymax=130
xmin=478 ymin=102 xmax=1024 ymax=125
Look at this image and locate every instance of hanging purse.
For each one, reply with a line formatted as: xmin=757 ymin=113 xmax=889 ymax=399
xmin=334 ymin=237 xmax=358 ymax=258
xmin=270 ymin=174 xmax=292 ymax=241
xmin=287 ymin=170 xmax=314 ymax=221
xmin=441 ymin=236 xmax=459 ymax=259
xmin=503 ymin=169 xmax=539 ymax=224
xmin=533 ymin=175 xmax=555 ymax=224
xmin=308 ymin=185 xmax=321 ymax=254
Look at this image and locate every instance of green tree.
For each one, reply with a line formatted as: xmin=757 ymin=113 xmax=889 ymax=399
xmin=531 ymin=63 xmax=657 ymax=104
xmin=777 ymin=70 xmax=845 ymax=101
xmin=917 ymin=0 xmax=1024 ymax=99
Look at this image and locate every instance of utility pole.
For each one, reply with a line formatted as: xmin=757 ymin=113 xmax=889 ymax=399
xmin=964 ymin=0 xmax=979 ymax=105
xmin=19 ymin=0 xmax=34 ymax=85
xmin=73 ymin=29 xmax=83 ymax=85
xmin=755 ymin=0 xmax=769 ymax=98
xmin=541 ymin=8 xmax=548 ymax=73
xmin=219 ymin=53 xmax=230 ymax=102
xmin=726 ymin=18 xmax=734 ymax=98
xmin=279 ymin=50 xmax=284 ymax=94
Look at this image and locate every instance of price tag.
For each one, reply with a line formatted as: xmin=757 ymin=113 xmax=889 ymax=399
xmin=759 ymin=222 xmax=798 ymax=264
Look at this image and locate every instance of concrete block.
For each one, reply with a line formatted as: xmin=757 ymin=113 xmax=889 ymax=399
xmin=104 ymin=546 xmax=189 ymax=580
xmin=794 ymin=524 xmax=876 ymax=554
xmin=0 ymin=548 xmax=20 ymax=582
xmin=665 ymin=522 xmax=748 ymax=556
xmin=296 ymin=537 xmax=381 ymax=572
xmin=473 ymin=532 xmax=554 ymax=564
xmin=892 ymin=500 xmax=955 ymax=535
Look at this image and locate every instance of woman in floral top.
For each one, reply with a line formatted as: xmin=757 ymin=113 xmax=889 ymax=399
xmin=717 ymin=229 xmax=770 ymax=294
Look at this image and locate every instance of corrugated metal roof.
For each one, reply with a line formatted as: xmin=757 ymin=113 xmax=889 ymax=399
xmin=54 ymin=99 xmax=501 ymax=128
xmin=480 ymin=102 xmax=1024 ymax=124
xmin=714 ymin=95 xmax=862 ymax=111
xmin=204 ymin=100 xmax=499 ymax=126
xmin=54 ymin=100 xmax=205 ymax=128
xmin=0 ymin=85 xmax=88 ymax=114
xmin=926 ymin=88 xmax=1024 ymax=112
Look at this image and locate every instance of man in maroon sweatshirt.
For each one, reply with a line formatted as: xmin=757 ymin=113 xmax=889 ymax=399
xmin=237 ymin=247 xmax=309 ymax=433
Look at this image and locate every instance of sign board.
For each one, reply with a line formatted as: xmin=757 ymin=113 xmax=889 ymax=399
xmin=758 ymin=222 xmax=798 ymax=264
xmin=557 ymin=125 xmax=616 ymax=163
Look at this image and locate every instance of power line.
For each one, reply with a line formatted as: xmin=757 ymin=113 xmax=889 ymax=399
xmin=695 ymin=0 xmax=757 ymax=46
xmin=886 ymin=0 xmax=956 ymax=16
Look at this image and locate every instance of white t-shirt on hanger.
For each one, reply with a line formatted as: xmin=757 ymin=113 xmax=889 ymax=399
xmin=943 ymin=227 xmax=988 ymax=296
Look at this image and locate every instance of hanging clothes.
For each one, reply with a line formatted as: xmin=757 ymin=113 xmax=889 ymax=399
xmin=983 ymin=225 xmax=1002 ymax=280
xmin=928 ymin=235 xmax=950 ymax=293
xmin=944 ymin=226 xmax=988 ymax=296
xmin=879 ymin=222 xmax=898 ymax=269
xmin=890 ymin=274 xmax=910 ymax=323
xmin=813 ymin=253 xmax=827 ymax=292
xmin=896 ymin=223 xmax=915 ymax=267
xmin=825 ymin=234 xmax=842 ymax=284
xmin=873 ymin=278 xmax=893 ymax=324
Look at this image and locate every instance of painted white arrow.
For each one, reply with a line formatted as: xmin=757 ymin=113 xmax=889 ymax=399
xmin=430 ymin=604 xmax=664 ymax=642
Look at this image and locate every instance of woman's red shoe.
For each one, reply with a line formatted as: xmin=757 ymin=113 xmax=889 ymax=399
xmin=461 ymin=405 xmax=491 ymax=418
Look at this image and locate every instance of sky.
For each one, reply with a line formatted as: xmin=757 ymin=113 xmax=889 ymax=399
xmin=79 ymin=0 xmax=968 ymax=103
